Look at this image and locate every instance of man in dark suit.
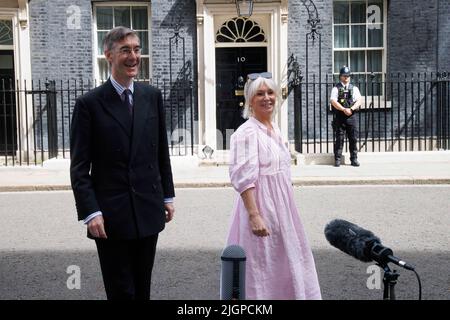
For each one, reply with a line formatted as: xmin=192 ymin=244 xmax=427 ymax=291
xmin=70 ymin=26 xmax=175 ymax=300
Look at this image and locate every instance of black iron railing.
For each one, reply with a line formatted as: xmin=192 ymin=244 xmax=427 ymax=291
xmin=292 ymin=72 xmax=450 ymax=154
xmin=0 ymin=78 xmax=196 ymax=166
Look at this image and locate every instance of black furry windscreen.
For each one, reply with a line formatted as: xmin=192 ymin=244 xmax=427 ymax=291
xmin=324 ymin=219 xmax=380 ymax=262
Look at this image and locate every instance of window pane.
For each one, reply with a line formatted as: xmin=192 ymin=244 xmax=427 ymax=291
xmin=137 ymin=58 xmax=149 ymax=80
xmin=351 ymin=25 xmax=366 ymax=47
xmin=132 ymin=7 xmax=148 ymax=29
xmin=351 ymin=73 xmax=366 ymax=87
xmin=368 ymin=24 xmax=383 ymax=47
xmin=368 ymin=50 xmax=382 ymax=72
xmin=96 ymin=7 xmax=113 ymax=30
xmin=0 ymin=54 xmax=13 ymax=68
xmin=97 ymin=31 xmax=107 ymax=55
xmin=114 ymin=7 xmax=131 ymax=28
xmin=334 ymin=26 xmax=349 ymax=48
xmin=136 ymin=31 xmax=148 ymax=55
xmin=334 ymin=1 xmax=349 ymax=24
xmin=98 ymin=58 xmax=109 ymax=81
xmin=368 ymin=0 xmax=384 ymax=23
xmin=334 ymin=51 xmax=348 ymax=73
xmin=0 ymin=20 xmax=13 ymax=45
xmin=350 ymin=51 xmax=365 ymax=72
xmin=351 ymin=1 xmax=366 ymax=23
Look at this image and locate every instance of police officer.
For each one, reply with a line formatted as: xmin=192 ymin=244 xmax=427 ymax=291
xmin=330 ymin=66 xmax=362 ymax=167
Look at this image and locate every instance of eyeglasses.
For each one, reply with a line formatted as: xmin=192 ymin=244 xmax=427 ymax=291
xmin=247 ymin=72 xmax=272 ymax=80
xmin=118 ymin=47 xmax=142 ymax=56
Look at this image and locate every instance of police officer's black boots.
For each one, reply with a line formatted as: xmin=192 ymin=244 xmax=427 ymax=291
xmin=351 ymin=158 xmax=360 ymax=167
xmin=334 ymin=158 xmax=341 ymax=167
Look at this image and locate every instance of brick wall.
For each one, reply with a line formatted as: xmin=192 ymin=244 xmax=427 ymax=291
xmin=287 ymin=0 xmax=333 ymax=140
xmin=286 ymin=0 xmax=450 ymax=142
xmin=388 ymin=0 xmax=438 ymax=74
xmin=29 ymin=0 xmax=93 ymax=81
xmin=25 ymin=0 xmax=448 ymax=150
xmin=151 ymin=0 xmax=197 ymax=83
xmin=29 ymin=0 xmax=198 ymax=82
xmin=438 ymin=0 xmax=450 ymax=71
xmin=28 ymin=0 xmax=198 ymax=148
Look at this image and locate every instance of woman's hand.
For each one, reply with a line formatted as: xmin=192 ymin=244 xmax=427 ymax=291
xmin=249 ymin=213 xmax=270 ymax=237
xmin=240 ymin=188 xmax=269 ymax=237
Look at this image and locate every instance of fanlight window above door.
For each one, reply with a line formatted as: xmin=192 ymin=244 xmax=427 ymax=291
xmin=216 ymin=17 xmax=266 ymax=43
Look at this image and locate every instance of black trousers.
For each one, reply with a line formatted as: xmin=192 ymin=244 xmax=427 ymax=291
xmin=333 ymin=114 xmax=358 ymax=161
xmin=95 ymin=234 xmax=158 ymax=300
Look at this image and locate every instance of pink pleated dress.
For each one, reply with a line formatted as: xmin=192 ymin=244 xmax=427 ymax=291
xmin=226 ymin=116 xmax=322 ymax=300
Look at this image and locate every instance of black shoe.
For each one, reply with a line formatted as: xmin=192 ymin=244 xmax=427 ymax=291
xmin=334 ymin=159 xmax=341 ymax=167
xmin=351 ymin=159 xmax=360 ymax=167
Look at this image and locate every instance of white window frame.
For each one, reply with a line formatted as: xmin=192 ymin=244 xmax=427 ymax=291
xmin=92 ymin=1 xmax=152 ymax=83
xmin=332 ymin=0 xmax=388 ymax=106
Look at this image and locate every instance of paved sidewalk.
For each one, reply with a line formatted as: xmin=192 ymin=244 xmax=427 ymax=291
xmin=1 ymin=151 xmax=450 ymax=191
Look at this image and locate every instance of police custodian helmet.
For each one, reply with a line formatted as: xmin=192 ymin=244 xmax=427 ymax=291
xmin=339 ymin=66 xmax=351 ymax=76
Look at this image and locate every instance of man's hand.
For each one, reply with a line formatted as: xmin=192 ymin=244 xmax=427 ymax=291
xmin=343 ymin=108 xmax=353 ymax=116
xmin=249 ymin=213 xmax=270 ymax=237
xmin=164 ymin=203 xmax=175 ymax=223
xmin=87 ymin=215 xmax=107 ymax=239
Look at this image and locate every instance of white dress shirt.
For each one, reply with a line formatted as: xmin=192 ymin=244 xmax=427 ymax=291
xmin=330 ymin=82 xmax=362 ymax=105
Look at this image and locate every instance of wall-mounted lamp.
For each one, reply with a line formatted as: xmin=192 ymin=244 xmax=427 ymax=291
xmin=235 ymin=0 xmax=254 ymax=17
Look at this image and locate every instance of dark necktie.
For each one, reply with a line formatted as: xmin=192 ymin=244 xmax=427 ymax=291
xmin=123 ymin=89 xmax=133 ymax=115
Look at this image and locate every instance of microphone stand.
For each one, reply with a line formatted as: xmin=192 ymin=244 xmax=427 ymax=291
xmin=379 ymin=264 xmax=399 ymax=300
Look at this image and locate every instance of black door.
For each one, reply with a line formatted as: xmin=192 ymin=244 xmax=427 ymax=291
xmin=0 ymin=50 xmax=16 ymax=156
xmin=215 ymin=47 xmax=267 ymax=149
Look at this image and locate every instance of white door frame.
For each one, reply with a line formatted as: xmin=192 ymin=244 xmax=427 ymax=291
xmin=0 ymin=1 xmax=33 ymax=160
xmin=196 ymin=1 xmax=288 ymax=152
xmin=0 ymin=2 xmax=32 ymax=84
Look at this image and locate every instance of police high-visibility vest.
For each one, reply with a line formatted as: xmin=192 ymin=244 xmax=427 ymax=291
xmin=336 ymin=83 xmax=354 ymax=109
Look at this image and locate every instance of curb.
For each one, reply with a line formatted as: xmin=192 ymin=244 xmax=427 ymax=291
xmin=291 ymin=177 xmax=450 ymax=186
xmin=1 ymin=177 xmax=450 ymax=192
xmin=0 ymin=185 xmax=72 ymax=192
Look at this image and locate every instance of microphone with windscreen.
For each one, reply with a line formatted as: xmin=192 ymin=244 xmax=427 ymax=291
xmin=220 ymin=245 xmax=246 ymax=300
xmin=324 ymin=219 xmax=415 ymax=270
xmin=324 ymin=219 xmax=422 ymax=300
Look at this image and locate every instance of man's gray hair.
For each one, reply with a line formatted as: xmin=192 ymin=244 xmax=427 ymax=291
xmin=103 ymin=26 xmax=138 ymax=52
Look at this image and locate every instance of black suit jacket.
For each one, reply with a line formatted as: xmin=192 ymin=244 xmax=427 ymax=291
xmin=70 ymin=79 xmax=175 ymax=240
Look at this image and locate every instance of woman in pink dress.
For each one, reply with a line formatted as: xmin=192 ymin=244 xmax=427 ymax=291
xmin=226 ymin=72 xmax=322 ymax=300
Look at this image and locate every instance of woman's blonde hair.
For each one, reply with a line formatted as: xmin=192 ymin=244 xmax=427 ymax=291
xmin=242 ymin=76 xmax=279 ymax=119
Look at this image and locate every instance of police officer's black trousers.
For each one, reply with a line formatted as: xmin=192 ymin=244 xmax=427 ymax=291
xmin=333 ymin=114 xmax=358 ymax=161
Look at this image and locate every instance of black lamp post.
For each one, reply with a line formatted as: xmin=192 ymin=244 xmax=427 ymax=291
xmin=235 ymin=0 xmax=254 ymax=17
